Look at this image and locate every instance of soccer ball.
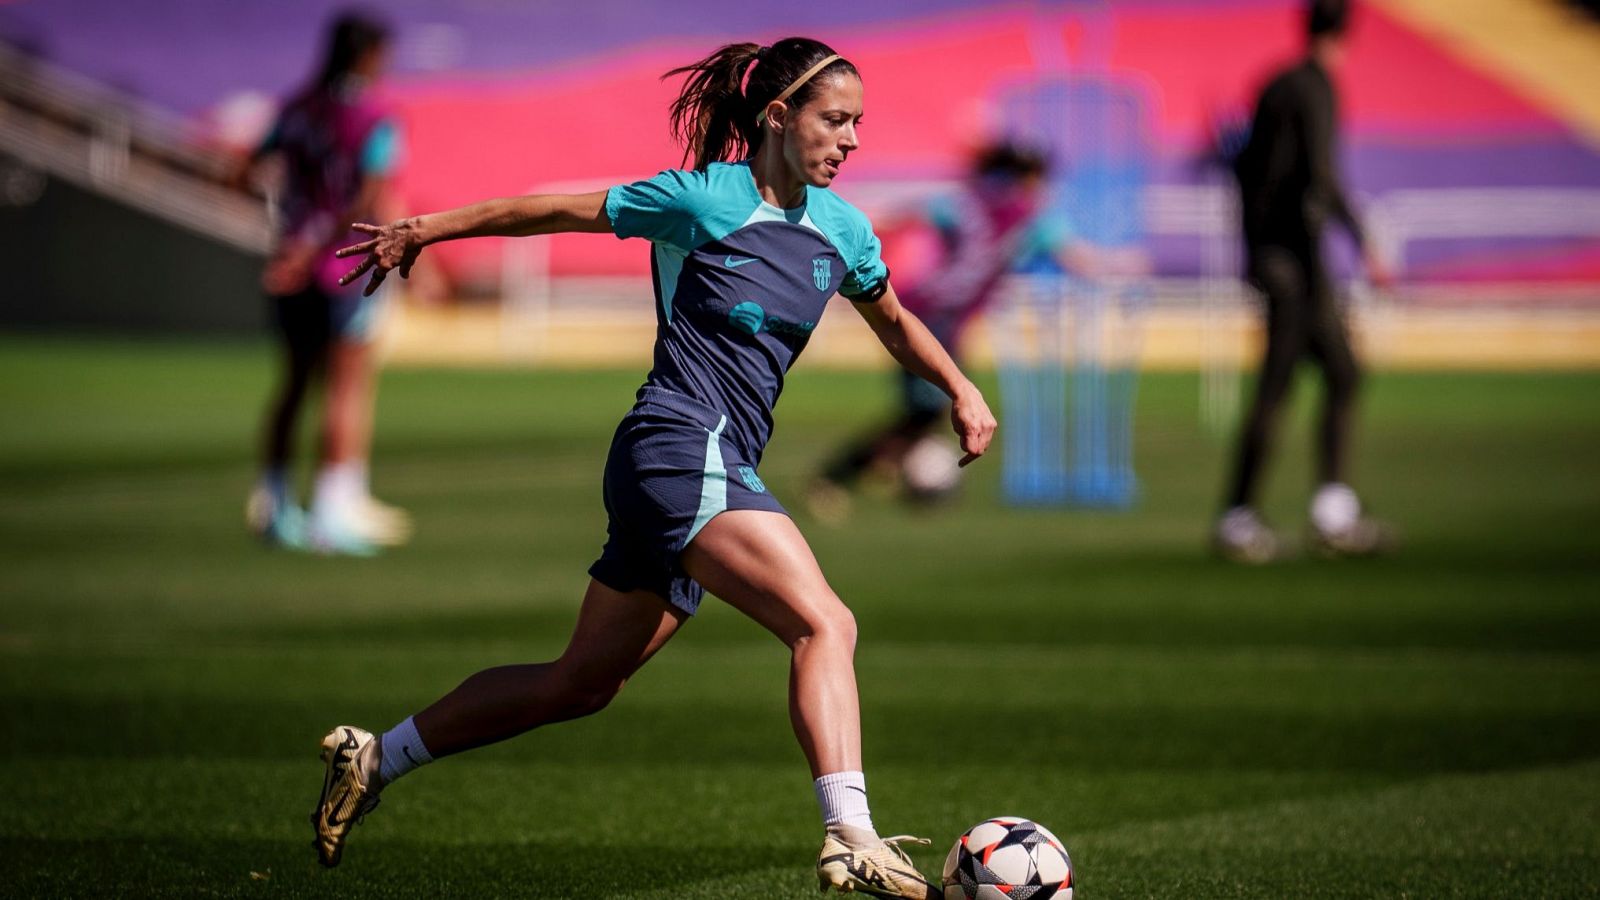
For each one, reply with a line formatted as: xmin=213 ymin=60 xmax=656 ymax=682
xmin=942 ymin=817 xmax=1073 ymax=900
xmin=902 ymin=436 xmax=961 ymax=500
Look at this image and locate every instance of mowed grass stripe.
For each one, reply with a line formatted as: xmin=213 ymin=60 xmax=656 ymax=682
xmin=2 ymin=338 xmax=1598 ymax=896
xmin=6 ymin=642 xmax=1599 ymax=773
xmin=1 ymin=760 xmax=1592 ymax=897
xmin=5 ymin=641 xmax=1599 ymax=714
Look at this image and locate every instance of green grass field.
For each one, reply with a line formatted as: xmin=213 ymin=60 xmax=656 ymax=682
xmin=3 ymin=336 xmax=1598 ymax=898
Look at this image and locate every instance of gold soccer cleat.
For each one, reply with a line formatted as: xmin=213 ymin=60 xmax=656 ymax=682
xmin=310 ymin=725 xmax=382 ymax=867
xmin=818 ymin=829 xmax=941 ymax=899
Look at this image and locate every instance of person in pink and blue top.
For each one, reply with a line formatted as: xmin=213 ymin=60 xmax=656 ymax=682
xmin=813 ymin=142 xmax=1067 ymax=508
xmin=239 ymin=9 xmax=410 ymax=555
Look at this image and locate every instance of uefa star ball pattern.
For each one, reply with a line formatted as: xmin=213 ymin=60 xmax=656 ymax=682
xmin=942 ymin=817 xmax=1073 ymax=900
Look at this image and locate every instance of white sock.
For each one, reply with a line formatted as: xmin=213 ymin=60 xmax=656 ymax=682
xmin=814 ymin=771 xmax=874 ymax=832
xmin=377 ymin=716 xmax=434 ymax=788
xmin=1311 ymin=483 xmax=1360 ymax=534
xmin=312 ymin=461 xmax=364 ymax=525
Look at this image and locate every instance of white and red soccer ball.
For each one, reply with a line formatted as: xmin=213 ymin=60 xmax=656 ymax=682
xmin=942 ymin=817 xmax=1073 ymax=900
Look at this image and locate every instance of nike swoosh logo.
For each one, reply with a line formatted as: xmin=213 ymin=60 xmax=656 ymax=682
xmin=325 ymin=789 xmax=352 ymax=827
xmin=724 ymin=255 xmax=758 ymax=268
xmin=402 ymin=746 xmax=418 ymax=765
xmin=323 ymin=737 xmax=353 ymax=795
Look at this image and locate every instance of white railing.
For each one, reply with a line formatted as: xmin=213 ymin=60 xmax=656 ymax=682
xmin=0 ymin=41 xmax=270 ymax=253
xmin=496 ymin=180 xmax=1600 ymax=375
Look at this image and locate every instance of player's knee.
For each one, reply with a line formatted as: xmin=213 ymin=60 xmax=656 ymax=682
xmin=545 ymin=661 xmax=627 ymax=719
xmin=560 ymin=678 xmax=624 ymax=719
xmin=794 ymin=596 xmax=857 ymax=655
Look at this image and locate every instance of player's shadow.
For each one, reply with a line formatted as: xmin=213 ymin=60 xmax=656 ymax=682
xmin=4 ymin=835 xmax=811 ymax=898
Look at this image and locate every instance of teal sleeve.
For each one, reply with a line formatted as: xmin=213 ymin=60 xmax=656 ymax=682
xmin=360 ymin=119 xmax=403 ymax=177
xmin=926 ymin=195 xmax=960 ymax=234
xmin=840 ymin=209 xmax=889 ymax=300
xmin=604 ymin=169 xmax=712 ymax=252
xmin=1022 ymin=213 xmax=1073 ymax=258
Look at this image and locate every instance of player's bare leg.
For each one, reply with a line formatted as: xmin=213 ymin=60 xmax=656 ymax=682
xmin=683 ymin=510 xmax=939 ymax=899
xmin=248 ymin=317 xmax=322 ymax=547
xmin=412 ymin=582 xmax=684 ymax=756
xmin=310 ymin=337 xmax=411 ymax=551
xmin=684 ymin=510 xmax=860 ymax=776
xmin=311 ymin=581 xmax=684 ymax=867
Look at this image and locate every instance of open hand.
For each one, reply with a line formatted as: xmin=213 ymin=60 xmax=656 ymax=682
xmin=335 ymin=218 xmax=425 ymax=296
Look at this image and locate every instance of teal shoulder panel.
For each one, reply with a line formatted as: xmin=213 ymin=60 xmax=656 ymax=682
xmin=605 ymin=163 xmax=761 ymax=253
xmin=803 ymin=187 xmax=887 ymax=299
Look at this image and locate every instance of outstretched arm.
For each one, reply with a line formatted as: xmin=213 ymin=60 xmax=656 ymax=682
xmin=336 ymin=191 xmax=613 ymax=295
xmin=852 ymin=283 xmax=997 ymax=467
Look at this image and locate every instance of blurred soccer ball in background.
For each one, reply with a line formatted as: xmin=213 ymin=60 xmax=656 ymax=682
xmin=902 ymin=436 xmax=961 ymax=501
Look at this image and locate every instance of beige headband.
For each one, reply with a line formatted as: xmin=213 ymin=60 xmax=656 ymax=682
xmin=756 ymin=53 xmax=842 ymax=126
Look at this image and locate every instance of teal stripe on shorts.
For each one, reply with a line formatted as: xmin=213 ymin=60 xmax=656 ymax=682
xmin=686 ymin=415 xmax=728 ymax=545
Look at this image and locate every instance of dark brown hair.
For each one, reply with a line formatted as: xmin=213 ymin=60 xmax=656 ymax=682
xmin=315 ymin=9 xmax=391 ymax=91
xmin=975 ymin=142 xmax=1050 ymax=180
xmin=1307 ymin=0 xmax=1350 ymax=38
xmin=664 ymin=37 xmax=858 ymax=170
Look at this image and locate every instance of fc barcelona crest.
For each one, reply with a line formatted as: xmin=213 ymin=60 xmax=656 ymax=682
xmin=812 ymin=258 xmax=832 ymax=292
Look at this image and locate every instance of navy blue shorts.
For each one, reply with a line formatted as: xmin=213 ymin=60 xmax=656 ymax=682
xmin=588 ymin=386 xmax=787 ymax=615
xmin=270 ymin=286 xmax=384 ymax=347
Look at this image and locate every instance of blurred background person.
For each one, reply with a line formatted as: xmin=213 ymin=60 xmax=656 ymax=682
xmin=809 ymin=143 xmax=1056 ymax=517
xmin=237 ymin=9 xmax=411 ymax=555
xmin=1213 ymin=0 xmax=1395 ymax=563
xmin=810 ymin=141 xmax=1141 ymax=518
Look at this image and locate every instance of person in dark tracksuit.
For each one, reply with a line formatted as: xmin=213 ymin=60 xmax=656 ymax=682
xmin=1214 ymin=0 xmax=1396 ymax=562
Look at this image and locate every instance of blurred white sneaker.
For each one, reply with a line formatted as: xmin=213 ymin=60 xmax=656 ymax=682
xmin=1311 ymin=516 xmax=1398 ymax=558
xmin=1309 ymin=483 xmax=1396 ymax=558
xmin=1213 ymin=506 xmax=1281 ymax=564
xmin=352 ymin=494 xmax=413 ymax=546
xmin=246 ymin=484 xmax=307 ymax=550
xmin=1310 ymin=483 xmax=1360 ymax=535
xmin=307 ymin=507 xmax=379 ymax=557
xmin=804 ymin=477 xmax=852 ymax=526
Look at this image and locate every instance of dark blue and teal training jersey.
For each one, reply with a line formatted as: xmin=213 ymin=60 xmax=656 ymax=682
xmin=605 ymin=161 xmax=888 ymax=460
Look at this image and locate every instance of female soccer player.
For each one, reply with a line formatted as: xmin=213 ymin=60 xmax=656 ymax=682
xmin=240 ymin=10 xmax=411 ymax=555
xmin=314 ymin=38 xmax=995 ymax=898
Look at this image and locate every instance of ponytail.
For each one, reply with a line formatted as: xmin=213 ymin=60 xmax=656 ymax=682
xmin=664 ymin=37 xmax=858 ymax=171
xmin=664 ymin=43 xmax=763 ymax=171
xmin=314 ymin=10 xmax=390 ymax=93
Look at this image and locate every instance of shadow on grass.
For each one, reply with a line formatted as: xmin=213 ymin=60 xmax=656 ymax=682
xmin=5 ymin=694 xmax=1600 ymax=775
xmin=2 ymin=835 xmax=806 ymax=899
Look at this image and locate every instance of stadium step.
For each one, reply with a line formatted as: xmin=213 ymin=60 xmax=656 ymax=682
xmin=1374 ymin=0 xmax=1600 ymax=142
